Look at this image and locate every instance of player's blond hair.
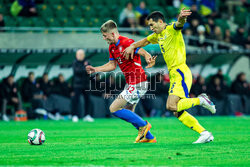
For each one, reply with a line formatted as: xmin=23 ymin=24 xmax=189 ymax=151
xmin=100 ymin=20 xmax=118 ymax=33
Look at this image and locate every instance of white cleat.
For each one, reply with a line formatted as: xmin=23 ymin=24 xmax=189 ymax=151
xmin=72 ymin=115 xmax=79 ymax=122
xmin=198 ymin=93 xmax=216 ymax=114
xmin=48 ymin=113 xmax=59 ymax=121
xmin=55 ymin=112 xmax=64 ymax=120
xmin=83 ymin=115 xmax=94 ymax=122
xmin=193 ymin=131 xmax=214 ymax=144
xmin=2 ymin=114 xmax=10 ymax=122
xmin=35 ymin=108 xmax=47 ymax=116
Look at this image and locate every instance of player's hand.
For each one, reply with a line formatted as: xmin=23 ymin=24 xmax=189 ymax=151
xmin=86 ymin=65 xmax=96 ymax=74
xmin=178 ymin=8 xmax=192 ymax=21
xmin=122 ymin=46 xmax=134 ymax=60
xmin=145 ymin=56 xmax=157 ymax=68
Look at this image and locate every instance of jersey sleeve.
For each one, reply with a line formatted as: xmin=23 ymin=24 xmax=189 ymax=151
xmin=109 ymin=46 xmax=115 ymax=61
xmin=165 ymin=22 xmax=182 ymax=36
xmin=167 ymin=22 xmax=183 ymax=31
xmin=134 ymin=47 xmax=141 ymax=54
xmin=173 ymin=22 xmax=183 ymax=30
xmin=146 ymin=33 xmax=158 ymax=44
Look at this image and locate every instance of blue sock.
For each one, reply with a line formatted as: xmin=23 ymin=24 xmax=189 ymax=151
xmin=112 ymin=109 xmax=147 ymax=127
xmin=145 ymin=131 xmax=154 ymax=139
xmin=132 ymin=123 xmax=154 ymax=139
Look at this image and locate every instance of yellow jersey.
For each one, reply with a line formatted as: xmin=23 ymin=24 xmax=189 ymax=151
xmin=147 ymin=23 xmax=186 ymax=72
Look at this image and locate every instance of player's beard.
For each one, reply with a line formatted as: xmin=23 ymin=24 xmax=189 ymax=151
xmin=106 ymin=39 xmax=114 ymax=45
xmin=105 ymin=39 xmax=110 ymax=44
xmin=151 ymin=28 xmax=158 ymax=34
xmin=154 ymin=29 xmax=160 ymax=34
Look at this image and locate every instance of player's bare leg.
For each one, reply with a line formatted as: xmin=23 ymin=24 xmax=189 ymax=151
xmin=167 ymin=95 xmax=214 ymax=143
xmin=109 ymin=96 xmax=128 ymax=113
xmin=124 ymin=103 xmax=136 ymax=112
xmin=166 ymin=95 xmax=180 ymax=112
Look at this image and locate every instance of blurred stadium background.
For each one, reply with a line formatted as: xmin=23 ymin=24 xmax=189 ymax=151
xmin=0 ymin=0 xmax=249 ymax=121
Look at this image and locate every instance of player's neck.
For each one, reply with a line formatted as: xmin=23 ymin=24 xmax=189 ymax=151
xmin=114 ymin=35 xmax=120 ymax=45
xmin=160 ymin=23 xmax=167 ymax=32
xmin=114 ymin=38 xmax=119 ymax=44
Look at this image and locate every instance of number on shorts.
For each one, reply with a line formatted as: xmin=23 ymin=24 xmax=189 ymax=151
xmin=127 ymin=86 xmax=135 ymax=94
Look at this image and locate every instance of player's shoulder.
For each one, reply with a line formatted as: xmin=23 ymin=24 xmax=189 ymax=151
xmin=166 ymin=22 xmax=175 ymax=30
xmin=108 ymin=44 xmax=112 ymax=50
xmin=166 ymin=22 xmax=174 ymax=26
xmin=109 ymin=44 xmax=115 ymax=52
xmin=119 ymin=35 xmax=129 ymax=40
xmin=109 ymin=42 xmax=117 ymax=48
xmin=166 ymin=22 xmax=182 ymax=31
xmin=120 ymin=36 xmax=134 ymax=44
xmin=148 ymin=32 xmax=157 ymax=37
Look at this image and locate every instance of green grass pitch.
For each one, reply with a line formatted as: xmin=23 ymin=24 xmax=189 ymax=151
xmin=0 ymin=116 xmax=249 ymax=166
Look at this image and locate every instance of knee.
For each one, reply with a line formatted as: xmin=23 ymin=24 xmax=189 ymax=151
xmin=109 ymin=105 xmax=116 ymax=113
xmin=173 ymin=112 xmax=178 ymax=117
xmin=174 ymin=111 xmax=185 ymax=118
xmin=109 ymin=104 xmax=121 ymax=113
xmin=166 ymin=102 xmax=177 ymax=112
xmin=124 ymin=104 xmax=134 ymax=112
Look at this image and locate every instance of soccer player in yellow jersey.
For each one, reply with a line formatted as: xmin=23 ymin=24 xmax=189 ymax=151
xmin=123 ymin=9 xmax=216 ymax=144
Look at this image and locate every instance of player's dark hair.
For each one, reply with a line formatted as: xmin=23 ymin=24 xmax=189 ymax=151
xmin=100 ymin=20 xmax=118 ymax=33
xmin=7 ymin=75 xmax=14 ymax=78
xmin=28 ymin=72 xmax=34 ymax=76
xmin=146 ymin=11 xmax=165 ymax=22
xmin=126 ymin=1 xmax=133 ymax=7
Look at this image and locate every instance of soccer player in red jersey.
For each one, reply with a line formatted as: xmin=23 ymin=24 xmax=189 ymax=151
xmin=86 ymin=20 xmax=157 ymax=143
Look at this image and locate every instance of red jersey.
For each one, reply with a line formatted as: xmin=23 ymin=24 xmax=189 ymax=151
xmin=109 ymin=36 xmax=147 ymax=85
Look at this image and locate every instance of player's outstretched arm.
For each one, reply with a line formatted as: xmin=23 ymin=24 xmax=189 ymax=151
xmin=86 ymin=61 xmax=117 ymax=74
xmin=123 ymin=38 xmax=151 ymax=60
xmin=137 ymin=48 xmax=157 ymax=69
xmin=176 ymin=8 xmax=192 ymax=28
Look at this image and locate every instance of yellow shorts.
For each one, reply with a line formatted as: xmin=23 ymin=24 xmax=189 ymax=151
xmin=168 ymin=64 xmax=192 ymax=99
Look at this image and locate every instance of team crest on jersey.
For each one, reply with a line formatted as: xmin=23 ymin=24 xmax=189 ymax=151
xmin=119 ymin=46 xmax=123 ymax=53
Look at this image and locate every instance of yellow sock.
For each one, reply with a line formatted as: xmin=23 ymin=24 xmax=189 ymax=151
xmin=178 ymin=111 xmax=205 ymax=134
xmin=177 ymin=98 xmax=200 ymax=112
